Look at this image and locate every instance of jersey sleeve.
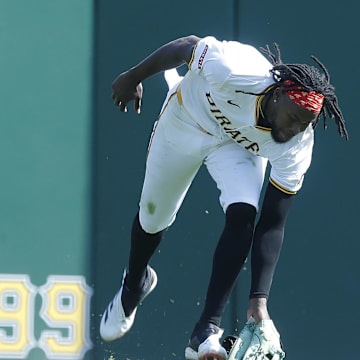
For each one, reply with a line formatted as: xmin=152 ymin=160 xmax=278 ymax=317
xmin=188 ymin=36 xmax=231 ymax=88
xmin=269 ymin=130 xmax=314 ymax=194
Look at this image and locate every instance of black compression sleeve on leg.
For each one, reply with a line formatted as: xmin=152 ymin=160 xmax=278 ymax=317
xmin=126 ymin=212 xmax=163 ymax=290
xmin=250 ymin=183 xmax=295 ymax=299
xmin=199 ymin=202 xmax=256 ymax=327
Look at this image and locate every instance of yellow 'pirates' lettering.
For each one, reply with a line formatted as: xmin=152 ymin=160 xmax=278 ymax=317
xmin=205 ymin=92 xmax=259 ymax=154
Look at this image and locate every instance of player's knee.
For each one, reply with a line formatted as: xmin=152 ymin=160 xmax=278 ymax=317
xmin=139 ymin=211 xmax=173 ymax=234
xmin=139 ymin=218 xmax=163 ymax=234
xmin=225 ymin=202 xmax=256 ymax=228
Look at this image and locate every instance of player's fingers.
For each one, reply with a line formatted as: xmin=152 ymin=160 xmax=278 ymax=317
xmin=134 ymin=98 xmax=141 ymax=114
xmin=119 ymin=103 xmax=127 ymax=112
xmin=112 ymin=98 xmax=127 ymax=112
xmin=112 ymin=93 xmax=121 ymax=106
xmin=111 ymin=91 xmax=119 ymax=102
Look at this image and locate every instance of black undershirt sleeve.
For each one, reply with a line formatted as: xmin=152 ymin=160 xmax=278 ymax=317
xmin=249 ymin=182 xmax=295 ymax=298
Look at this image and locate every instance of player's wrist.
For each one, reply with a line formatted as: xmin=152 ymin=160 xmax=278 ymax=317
xmin=247 ymin=298 xmax=270 ymax=323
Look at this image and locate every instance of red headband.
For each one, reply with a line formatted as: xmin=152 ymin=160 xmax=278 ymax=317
xmin=283 ymin=80 xmax=324 ymax=114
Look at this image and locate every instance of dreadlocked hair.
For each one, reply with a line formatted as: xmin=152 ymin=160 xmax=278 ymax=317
xmin=263 ymin=43 xmax=348 ymax=139
xmin=237 ymin=43 xmax=348 ymax=140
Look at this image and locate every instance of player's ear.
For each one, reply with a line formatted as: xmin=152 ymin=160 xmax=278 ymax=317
xmin=272 ymin=87 xmax=282 ymax=103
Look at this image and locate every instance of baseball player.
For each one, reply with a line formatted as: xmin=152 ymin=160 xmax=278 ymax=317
xmin=99 ymin=35 xmax=348 ymax=360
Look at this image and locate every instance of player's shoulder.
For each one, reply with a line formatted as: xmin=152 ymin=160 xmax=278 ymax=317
xmin=197 ymin=36 xmax=262 ymax=55
xmin=197 ymin=36 xmax=271 ymax=70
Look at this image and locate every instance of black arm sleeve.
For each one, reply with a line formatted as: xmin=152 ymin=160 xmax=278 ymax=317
xmin=249 ymin=182 xmax=295 ymax=299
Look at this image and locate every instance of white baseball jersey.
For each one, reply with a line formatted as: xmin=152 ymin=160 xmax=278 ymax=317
xmin=176 ymin=36 xmax=314 ymax=194
xmin=139 ymin=36 xmax=314 ymax=232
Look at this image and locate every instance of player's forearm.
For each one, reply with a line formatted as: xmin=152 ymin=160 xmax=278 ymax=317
xmin=249 ymin=183 xmax=295 ymax=298
xmin=127 ymin=35 xmax=199 ymax=83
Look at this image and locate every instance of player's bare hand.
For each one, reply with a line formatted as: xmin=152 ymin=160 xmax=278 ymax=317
xmin=112 ymin=70 xmax=143 ymax=114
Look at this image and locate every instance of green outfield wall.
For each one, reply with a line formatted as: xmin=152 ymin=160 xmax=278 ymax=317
xmin=0 ymin=1 xmax=94 ymax=359
xmin=0 ymin=1 xmax=359 ymax=359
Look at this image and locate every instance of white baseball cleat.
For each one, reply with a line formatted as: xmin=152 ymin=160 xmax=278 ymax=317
xmin=100 ymin=266 xmax=157 ymax=342
xmin=185 ymin=324 xmax=228 ymax=360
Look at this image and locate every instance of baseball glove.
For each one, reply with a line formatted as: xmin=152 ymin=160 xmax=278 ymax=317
xmin=241 ymin=320 xmax=285 ymax=360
